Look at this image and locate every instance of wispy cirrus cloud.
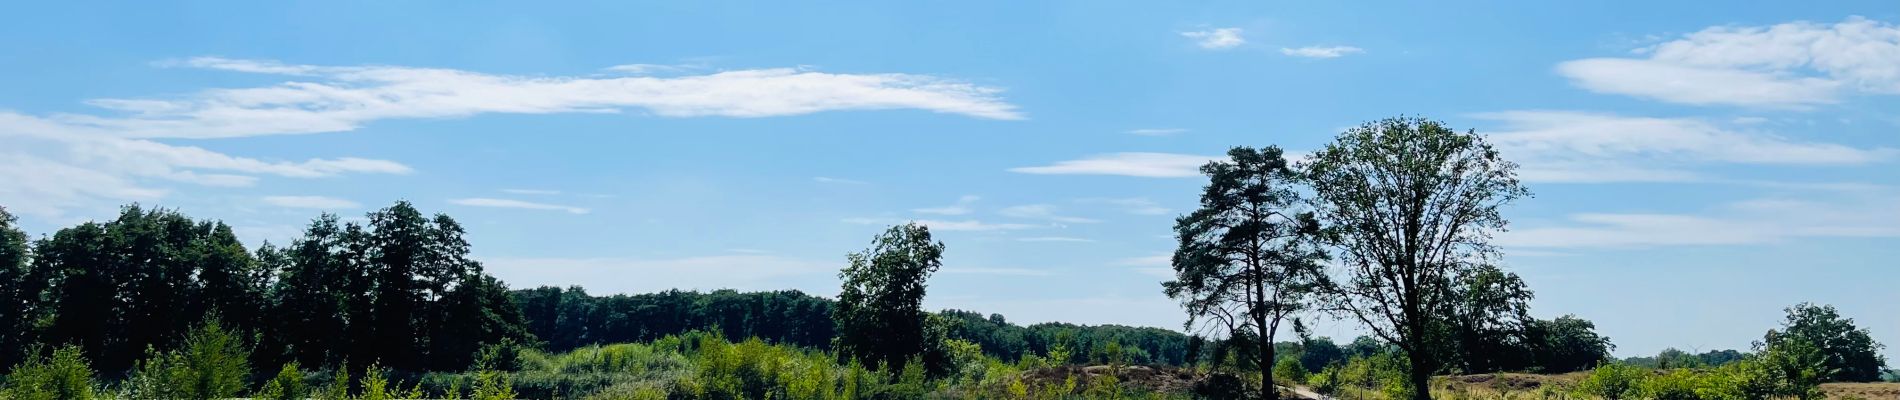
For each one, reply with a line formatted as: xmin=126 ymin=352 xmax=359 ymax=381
xmin=1125 ymin=128 xmax=1187 ymax=136
xmin=913 ymin=195 xmax=981 ymax=215
xmin=449 ymin=198 xmax=590 ymax=214
xmin=841 ymin=217 xmax=1039 ymax=232
xmin=1476 ymin=110 xmax=1894 ymax=183
xmin=1009 ymin=152 xmax=1219 ymax=178
xmin=1280 ymin=45 xmax=1364 ymax=58
xmin=1182 ymin=28 xmax=1245 ymax=50
xmin=1078 ymin=197 xmax=1172 ymax=216
xmin=813 ymin=176 xmax=870 ymax=185
xmin=1016 ymin=236 xmax=1094 ymax=243
xmin=1500 ymin=190 xmax=1900 ymax=249
xmin=0 ymin=57 xmax=1020 ymax=218
xmin=940 ymin=267 xmax=1056 ymax=276
xmin=262 ymin=195 xmax=360 ymax=209
xmin=107 ymin=57 xmax=1022 ymax=140
xmin=998 ymin=204 xmax=1099 ymax=224
xmin=502 ymin=188 xmax=562 ymax=195
xmin=1557 ymin=16 xmax=1900 ymax=107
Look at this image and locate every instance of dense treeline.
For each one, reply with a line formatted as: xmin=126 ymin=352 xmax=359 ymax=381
xmin=513 ymin=287 xmax=836 ymax=351
xmin=0 ymin=203 xmax=527 ymax=375
xmin=510 ymin=286 xmax=1199 ymax=367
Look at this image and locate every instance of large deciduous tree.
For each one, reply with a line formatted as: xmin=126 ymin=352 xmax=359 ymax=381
xmin=1305 ymin=116 xmax=1529 ymax=399
xmin=834 ymin=223 xmax=949 ymax=375
xmin=1764 ymin=303 xmax=1887 ymax=382
xmin=1164 ymin=146 xmax=1326 ymax=399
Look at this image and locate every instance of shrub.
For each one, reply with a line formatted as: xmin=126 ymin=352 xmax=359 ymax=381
xmin=1574 ymin=363 xmax=1644 ymax=400
xmin=1 ymin=345 xmax=98 ymax=400
xmin=255 ymin=362 xmax=309 ymax=400
xmin=1273 ymin=356 xmax=1307 ymax=386
xmin=312 ymin=366 xmax=350 ymax=400
xmin=123 ymin=318 xmax=251 ymax=400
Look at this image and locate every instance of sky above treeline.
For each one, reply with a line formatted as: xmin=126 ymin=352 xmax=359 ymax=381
xmin=1 ymin=1 xmax=1896 ymax=361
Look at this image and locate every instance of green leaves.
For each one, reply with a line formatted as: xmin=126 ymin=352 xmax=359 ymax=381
xmin=1764 ymin=302 xmax=1889 ymax=382
xmin=0 ymin=344 xmax=98 ymax=400
xmin=834 ymin=223 xmax=949 ymax=376
xmin=1305 ymin=116 xmax=1530 ymax=397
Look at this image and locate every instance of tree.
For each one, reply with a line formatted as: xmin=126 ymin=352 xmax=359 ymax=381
xmin=1164 ymin=146 xmax=1327 ymax=399
xmin=833 ymin=223 xmax=948 ymax=375
xmin=1524 ymin=315 xmax=1613 ymax=373
xmin=1763 ymin=303 xmax=1887 ymax=382
xmin=0 ymin=207 xmax=39 ymax=368
xmin=1304 ymin=116 xmax=1530 ymax=399
xmin=267 ymin=214 xmax=354 ymax=368
xmin=1439 ymin=264 xmax=1534 ymax=373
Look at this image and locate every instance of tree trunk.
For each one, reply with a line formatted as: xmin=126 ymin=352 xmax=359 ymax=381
xmin=1407 ymin=349 xmax=1432 ymax=400
xmin=1262 ymin=347 xmax=1276 ymax=400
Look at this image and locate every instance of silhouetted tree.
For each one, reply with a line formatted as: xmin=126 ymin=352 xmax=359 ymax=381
xmin=1165 ymin=146 xmax=1327 ymax=399
xmin=1306 ymin=117 xmax=1530 ymax=399
xmin=834 ymin=223 xmax=948 ymax=374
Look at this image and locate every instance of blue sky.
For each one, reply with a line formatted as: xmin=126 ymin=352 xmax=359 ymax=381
xmin=2 ymin=1 xmax=1897 ymax=361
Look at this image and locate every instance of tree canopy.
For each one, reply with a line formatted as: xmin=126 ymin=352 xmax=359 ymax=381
xmin=1763 ymin=303 xmax=1888 ymax=382
xmin=833 ymin=223 xmax=951 ymax=375
xmin=1164 ymin=145 xmax=1327 ymax=399
xmin=1305 ymin=116 xmax=1531 ymax=399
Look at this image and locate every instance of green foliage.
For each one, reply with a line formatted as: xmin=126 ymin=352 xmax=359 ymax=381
xmin=1273 ymin=356 xmax=1307 ymax=385
xmin=1306 ymin=116 xmax=1531 ymax=399
xmin=256 ymin=361 xmax=309 ymax=400
xmin=0 ymin=345 xmax=98 ymax=400
xmin=1165 ymin=145 xmax=1328 ymax=400
xmin=834 ymin=223 xmax=950 ymax=376
xmin=1765 ymin=302 xmax=1888 ymax=382
xmin=0 ymin=207 xmax=36 ymax=371
xmin=1573 ymin=363 xmax=1643 ymax=400
xmin=516 ymin=286 xmax=837 ymax=354
xmin=472 ymin=365 xmax=517 ymax=400
xmin=122 ymin=318 xmax=251 ymax=400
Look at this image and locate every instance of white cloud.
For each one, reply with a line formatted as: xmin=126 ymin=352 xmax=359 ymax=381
xmin=1016 ymin=236 xmax=1094 ymax=243
xmin=1500 ymin=190 xmax=1900 ymax=249
xmin=1182 ymin=28 xmax=1245 ymax=50
xmin=502 ymin=188 xmax=562 ymax=195
xmin=1280 ymin=46 xmax=1364 ymax=58
xmin=1557 ymin=16 xmax=1900 ymax=107
xmin=482 ymin=254 xmax=839 ymax=295
xmin=0 ymin=112 xmax=410 ymax=218
xmin=913 ymin=195 xmax=980 ymax=215
xmin=914 ymin=219 xmax=1040 ymax=232
xmin=99 ymin=57 xmax=1020 ymax=140
xmin=840 ymin=217 xmax=1040 ymax=232
xmin=449 ymin=198 xmax=590 ymax=214
xmin=1009 ymin=152 xmax=1219 ymax=178
xmin=262 ymin=195 xmax=360 ymax=209
xmin=1079 ymin=197 xmax=1172 ymax=215
xmin=1126 ymin=128 xmax=1187 ymax=136
xmin=1557 ymin=58 xmax=1839 ymax=107
xmin=939 ymin=267 xmax=1056 ymax=276
xmin=998 ymin=204 xmax=1100 ymax=224
xmin=1116 ymin=254 xmax=1171 ymax=267
xmin=1 ymin=57 xmax=1017 ymax=218
xmin=1475 ymin=111 xmax=1894 ymax=183
xmin=813 ymin=176 xmax=870 ymax=185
